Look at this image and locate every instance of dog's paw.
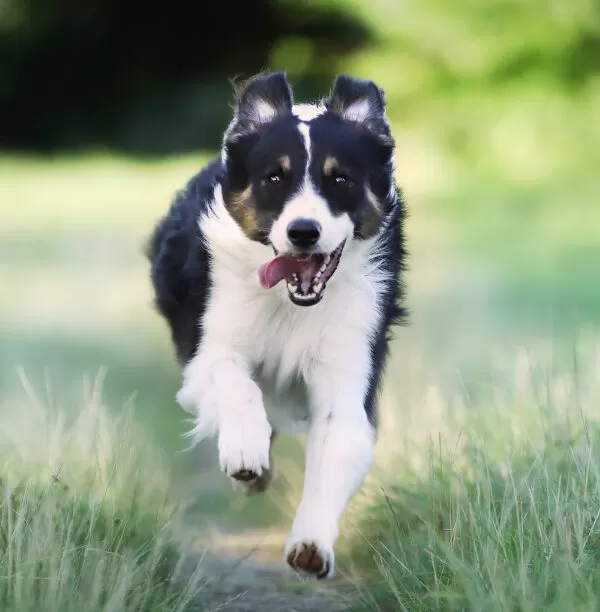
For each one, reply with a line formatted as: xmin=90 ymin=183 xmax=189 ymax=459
xmin=230 ymin=465 xmax=276 ymax=495
xmin=285 ymin=537 xmax=335 ymax=580
xmin=218 ymin=415 xmax=272 ymax=480
xmin=229 ymin=430 xmax=277 ymax=495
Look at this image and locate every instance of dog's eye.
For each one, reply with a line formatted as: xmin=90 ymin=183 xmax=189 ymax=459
xmin=333 ymin=173 xmax=349 ymax=185
xmin=265 ymin=171 xmax=283 ymax=185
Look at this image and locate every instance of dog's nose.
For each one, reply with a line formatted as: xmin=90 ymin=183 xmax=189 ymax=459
xmin=287 ymin=218 xmax=321 ymax=249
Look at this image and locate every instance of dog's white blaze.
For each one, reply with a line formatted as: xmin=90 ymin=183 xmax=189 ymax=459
xmin=177 ymin=171 xmax=394 ymax=578
xmin=268 ymin=122 xmax=353 ymax=254
xmin=292 ymin=103 xmax=326 ymax=122
xmin=298 ymin=122 xmax=311 ymax=166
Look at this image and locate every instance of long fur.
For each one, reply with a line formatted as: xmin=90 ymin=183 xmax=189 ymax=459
xmin=147 ymin=72 xmax=407 ymax=579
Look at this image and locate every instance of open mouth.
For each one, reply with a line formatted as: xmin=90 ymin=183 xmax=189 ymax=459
xmin=258 ymin=241 xmax=345 ymax=306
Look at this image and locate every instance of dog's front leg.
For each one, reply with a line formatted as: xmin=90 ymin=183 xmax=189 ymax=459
xmin=285 ymin=345 xmax=376 ymax=579
xmin=176 ymin=344 xmax=272 ymax=487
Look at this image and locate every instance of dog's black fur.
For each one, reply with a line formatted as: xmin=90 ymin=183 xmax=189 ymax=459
xmin=147 ymin=161 xmax=221 ymax=365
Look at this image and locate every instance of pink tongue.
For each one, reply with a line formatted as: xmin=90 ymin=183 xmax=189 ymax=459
xmin=258 ymin=256 xmax=299 ymax=289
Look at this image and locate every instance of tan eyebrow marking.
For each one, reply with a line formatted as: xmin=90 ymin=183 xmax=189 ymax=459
xmin=279 ymin=155 xmax=291 ymax=171
xmin=322 ymin=156 xmax=339 ymax=176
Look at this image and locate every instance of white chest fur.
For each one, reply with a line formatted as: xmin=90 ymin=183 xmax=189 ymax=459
xmin=194 ymin=187 xmax=389 ymax=432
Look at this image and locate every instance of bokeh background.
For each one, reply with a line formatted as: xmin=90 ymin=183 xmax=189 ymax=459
xmin=1 ymin=0 xmax=599 ymax=541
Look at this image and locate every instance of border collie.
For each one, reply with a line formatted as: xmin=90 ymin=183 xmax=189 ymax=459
xmin=147 ymin=72 xmax=407 ymax=579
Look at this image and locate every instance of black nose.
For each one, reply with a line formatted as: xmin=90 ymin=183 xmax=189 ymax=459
xmin=287 ymin=218 xmax=321 ymax=249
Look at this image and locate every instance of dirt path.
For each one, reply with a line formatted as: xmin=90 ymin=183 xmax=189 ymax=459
xmin=181 ymin=529 xmax=352 ymax=611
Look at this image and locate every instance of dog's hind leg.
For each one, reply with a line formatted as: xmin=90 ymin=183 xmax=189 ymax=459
xmin=176 ymin=344 xmax=273 ymax=489
xmin=284 ymin=339 xmax=376 ymax=579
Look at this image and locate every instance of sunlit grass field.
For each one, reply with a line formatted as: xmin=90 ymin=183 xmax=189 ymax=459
xmin=0 ymin=369 xmax=204 ymax=611
xmin=0 ymin=148 xmax=598 ymax=608
xmin=344 ymin=341 xmax=600 ymax=611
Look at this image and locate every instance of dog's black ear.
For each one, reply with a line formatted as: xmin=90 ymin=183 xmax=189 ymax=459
xmin=226 ymin=72 xmax=294 ymax=141
xmin=325 ymin=74 xmax=393 ymax=145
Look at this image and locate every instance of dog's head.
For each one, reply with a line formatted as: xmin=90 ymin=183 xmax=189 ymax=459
xmin=221 ymin=71 xmax=396 ymax=306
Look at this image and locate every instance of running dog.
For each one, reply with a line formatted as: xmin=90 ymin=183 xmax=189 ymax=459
xmin=147 ymin=71 xmax=407 ymax=579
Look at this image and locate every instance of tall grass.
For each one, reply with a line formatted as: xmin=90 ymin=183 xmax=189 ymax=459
xmin=345 ymin=343 xmax=600 ymax=611
xmin=0 ymin=368 xmax=203 ymax=612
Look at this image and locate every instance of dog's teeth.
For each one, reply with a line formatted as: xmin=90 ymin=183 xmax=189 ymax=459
xmin=319 ymin=263 xmax=327 ymax=273
xmin=293 ymin=291 xmax=319 ymax=301
xmin=314 ymin=271 xmax=321 ymax=280
xmin=287 ymin=283 xmax=298 ymax=293
xmin=324 ymin=255 xmax=331 ymax=265
xmin=312 ymin=282 xmax=323 ymax=294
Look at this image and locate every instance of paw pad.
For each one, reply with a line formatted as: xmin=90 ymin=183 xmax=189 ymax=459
xmin=286 ymin=542 xmax=331 ymax=579
xmin=231 ymin=469 xmax=258 ymax=482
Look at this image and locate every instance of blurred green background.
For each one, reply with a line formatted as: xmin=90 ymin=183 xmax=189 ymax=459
xmin=1 ymin=0 xmax=599 ymax=539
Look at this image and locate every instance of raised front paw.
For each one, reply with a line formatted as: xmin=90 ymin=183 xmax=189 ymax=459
xmin=228 ymin=430 xmax=277 ymax=495
xmin=218 ymin=415 xmax=272 ymax=483
xmin=284 ymin=537 xmax=335 ymax=580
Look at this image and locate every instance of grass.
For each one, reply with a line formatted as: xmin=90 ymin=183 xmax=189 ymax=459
xmin=341 ymin=342 xmax=600 ymax=611
xmin=0 ymin=369 xmax=203 ymax=611
xmin=0 ymin=147 xmax=597 ymax=608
